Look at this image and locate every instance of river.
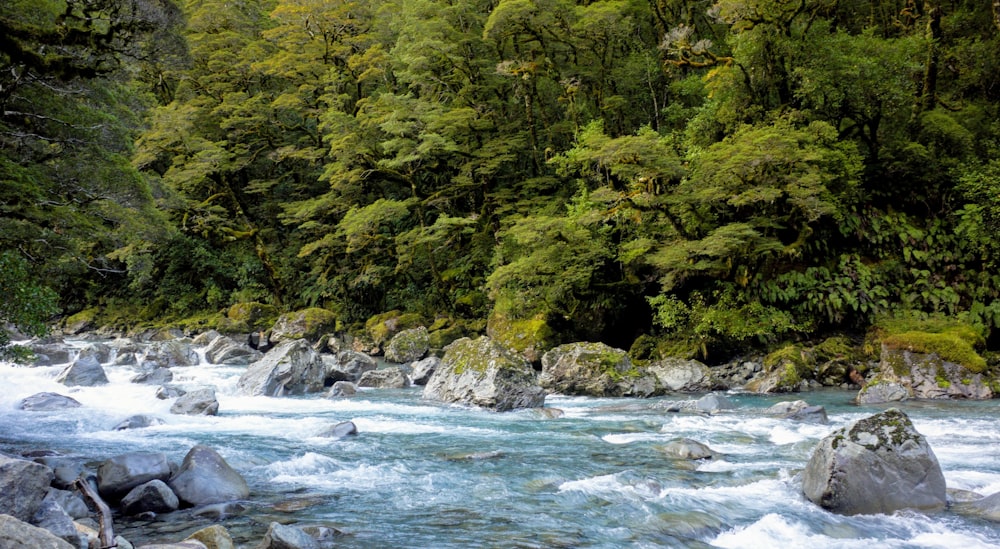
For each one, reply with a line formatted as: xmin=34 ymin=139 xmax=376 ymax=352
xmin=1 ymin=341 xmax=999 ymax=548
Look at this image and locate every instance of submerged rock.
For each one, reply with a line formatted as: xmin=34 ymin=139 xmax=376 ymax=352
xmin=802 ymin=408 xmax=946 ymax=515
xmin=661 ymin=438 xmax=715 ymax=460
xmin=316 ymin=421 xmax=358 ymax=439
xmin=953 ymin=491 xmax=1000 ymax=522
xmin=423 ymin=336 xmax=545 ymax=411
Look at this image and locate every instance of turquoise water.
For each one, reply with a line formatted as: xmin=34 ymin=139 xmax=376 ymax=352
xmin=2 ymin=349 xmax=1000 ymax=548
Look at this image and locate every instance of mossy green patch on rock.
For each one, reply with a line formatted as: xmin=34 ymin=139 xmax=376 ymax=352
xmin=881 ymin=331 xmax=987 ymax=373
xmin=365 ymin=310 xmax=424 ymax=345
xmin=486 ymin=312 xmax=559 ymax=363
xmin=271 ymin=307 xmax=338 ymax=342
xmin=227 ymin=302 xmax=279 ymax=330
xmin=63 ymin=307 xmax=99 ymax=334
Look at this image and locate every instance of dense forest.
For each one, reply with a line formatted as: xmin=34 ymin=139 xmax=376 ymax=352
xmin=3 ymin=0 xmax=1000 ymax=362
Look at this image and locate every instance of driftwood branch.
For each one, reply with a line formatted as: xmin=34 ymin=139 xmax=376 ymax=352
xmin=74 ymin=476 xmax=117 ymax=549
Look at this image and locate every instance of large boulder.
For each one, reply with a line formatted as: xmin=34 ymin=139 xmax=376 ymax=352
xmin=765 ymin=400 xmax=828 ymax=424
xmin=16 ymin=393 xmax=81 ymax=411
xmin=409 ymin=356 xmax=440 ymax=386
xmin=539 ymin=342 xmax=640 ymax=397
xmin=423 ymin=337 xmax=544 ymax=411
xmin=168 ymin=446 xmax=249 ymax=506
xmin=0 ymin=514 xmax=75 ymax=549
xmin=325 ymin=351 xmax=377 ymax=383
xmin=485 ymin=313 xmax=558 ymax=363
xmin=120 ymin=479 xmax=180 ymax=515
xmin=204 ymin=335 xmax=263 ymax=365
xmin=269 ymin=308 xmax=338 ymax=343
xmin=802 ymin=408 xmax=946 ymax=515
xmin=0 ymin=456 xmax=54 ymax=522
xmin=97 ymin=452 xmax=172 ymax=501
xmin=29 ymin=344 xmax=71 ymax=365
xmin=863 ymin=343 xmax=994 ymax=400
xmin=953 ymin=491 xmax=1000 ymax=522
xmin=383 ymin=327 xmax=430 ymax=363
xmin=357 ymin=367 xmax=410 ymax=389
xmin=661 ymin=438 xmax=715 ymax=460
xmin=644 ymin=358 xmax=721 ymax=393
xmin=131 ymin=366 xmax=174 ymax=385
xmin=55 ymin=355 xmax=108 ymax=387
xmin=76 ymin=343 xmax=112 ymax=364
xmin=31 ymin=497 xmax=83 ymax=548
xmin=237 ymin=340 xmax=326 ymax=397
xmin=170 ymin=388 xmax=220 ymax=416
xmin=855 ymin=380 xmax=910 ymax=404
xmin=42 ymin=489 xmax=89 ymax=520
xmin=143 ymin=340 xmax=199 ymax=368
xmin=316 ymin=421 xmax=358 ymax=439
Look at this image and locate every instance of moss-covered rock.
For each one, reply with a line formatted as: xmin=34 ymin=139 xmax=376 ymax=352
xmin=486 ymin=312 xmax=559 ymax=363
xmin=364 ymin=310 xmax=424 ymax=347
xmin=227 ymin=302 xmax=280 ymax=331
xmin=63 ymin=307 xmax=99 ymax=335
xmin=865 ymin=344 xmax=994 ymax=400
xmin=422 ymin=336 xmax=545 ymax=411
xmin=270 ymin=308 xmax=338 ymax=343
xmin=745 ymin=344 xmax=813 ymax=393
xmin=384 ymin=326 xmax=430 ymax=363
xmin=539 ymin=342 xmax=645 ymax=397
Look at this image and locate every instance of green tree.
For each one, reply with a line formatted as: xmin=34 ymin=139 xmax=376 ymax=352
xmin=0 ymin=252 xmax=59 ymax=360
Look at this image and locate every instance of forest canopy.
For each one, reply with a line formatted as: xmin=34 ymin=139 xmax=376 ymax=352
xmin=3 ymin=0 xmax=1000 ymax=361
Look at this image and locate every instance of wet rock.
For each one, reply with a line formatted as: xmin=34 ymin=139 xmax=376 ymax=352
xmin=143 ymin=340 xmax=199 ymax=368
xmin=299 ymin=525 xmax=345 ymax=545
xmin=325 ymin=351 xmax=377 ymax=383
xmin=186 ymin=524 xmax=235 ymax=549
xmin=170 ymin=388 xmax=219 ymax=416
xmin=0 ymin=455 xmax=54 ymax=521
xmin=156 ymin=385 xmax=186 ymax=400
xmin=31 ymin=458 xmax=86 ymax=491
xmin=802 ymin=408 xmax=946 ymax=515
xmin=42 ymin=489 xmax=89 ymax=520
xmin=131 ymin=367 xmax=174 ymax=385
xmin=31 ymin=497 xmax=83 ymax=549
xmin=121 ymin=479 xmax=180 ymax=515
xmin=114 ymin=352 xmax=138 ymax=366
xmin=237 ymin=339 xmax=326 ymax=397
xmin=55 ymin=356 xmax=108 ymax=387
xmin=325 ymin=381 xmax=356 ymax=397
xmin=539 ymin=342 xmax=638 ymax=397
xmin=256 ymin=521 xmax=319 ymax=549
xmin=316 ymin=421 xmax=358 ymax=439
xmin=863 ymin=344 xmax=993 ymax=400
xmin=357 ymin=367 xmax=410 ymax=389
xmin=384 ymin=327 xmax=430 ymax=363
xmin=645 ymin=358 xmax=722 ymax=393
xmin=953 ymin=491 xmax=1000 ymax=522
xmin=114 ymin=415 xmax=166 ymax=431
xmin=694 ymin=393 xmax=735 ymax=413
xmin=423 ymin=336 xmax=545 ymax=411
xmin=0 ymin=514 xmax=75 ymax=549
xmin=136 ymin=541 xmax=208 ymax=549
xmin=192 ymin=330 xmax=222 ymax=347
xmin=16 ymin=392 xmax=82 ymax=411
xmin=29 ymin=344 xmax=71 ymax=365
xmin=205 ymin=335 xmax=263 ymax=365
xmin=190 ymin=502 xmax=247 ymax=520
xmin=661 ymin=438 xmax=715 ymax=460
xmin=533 ymin=408 xmax=565 ymax=419
xmin=168 ymin=446 xmax=249 ymax=506
xmin=97 ymin=452 xmax=172 ymax=501
xmin=855 ymin=381 xmax=910 ymax=404
xmin=77 ymin=343 xmax=112 ymax=364
xmin=766 ymin=400 xmax=829 ymax=424
xmin=409 ymin=356 xmax=440 ymax=386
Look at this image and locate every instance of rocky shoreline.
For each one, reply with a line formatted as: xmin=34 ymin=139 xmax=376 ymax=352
xmin=2 ymin=321 xmax=999 ymax=547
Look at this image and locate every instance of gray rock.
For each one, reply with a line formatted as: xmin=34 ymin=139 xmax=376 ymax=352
xmin=802 ymin=408 xmax=946 ymax=515
xmin=16 ymin=393 xmax=82 ymax=411
xmin=870 ymin=345 xmax=994 ymax=400
xmin=661 ymin=438 xmax=715 ymax=460
xmin=192 ymin=330 xmax=222 ymax=347
xmin=131 ymin=367 xmax=174 ymax=385
xmin=953 ymin=491 xmax=1000 ymax=522
xmin=539 ymin=342 xmax=637 ymax=397
xmin=855 ymin=381 xmax=911 ymax=404
xmin=357 ymin=367 xmax=410 ymax=389
xmin=113 ymin=415 xmax=166 ymax=431
xmin=121 ymin=479 xmax=180 ymax=515
xmin=156 ymin=385 xmax=187 ymax=400
xmin=423 ymin=337 xmax=545 ymax=411
xmin=96 ymin=452 xmax=172 ymax=501
xmin=168 ymin=446 xmax=249 ymax=506
xmin=316 ymin=421 xmax=358 ymax=439
xmin=409 ymin=356 xmax=440 ymax=386
xmin=256 ymin=522 xmax=319 ymax=549
xmin=42 ymin=489 xmax=89 ymax=520
xmin=765 ymin=400 xmax=829 ymax=424
xmin=694 ymin=393 xmax=735 ymax=413
xmin=645 ymin=358 xmax=721 ymax=393
xmin=136 ymin=542 xmax=208 ymax=549
xmin=29 ymin=344 xmax=71 ymax=365
xmin=77 ymin=343 xmax=112 ymax=364
xmin=170 ymin=388 xmax=219 ymax=416
xmin=325 ymin=381 xmax=356 ymax=398
xmin=186 ymin=524 xmax=234 ymax=549
xmin=114 ymin=352 xmax=138 ymax=366
xmin=31 ymin=497 xmax=84 ymax=549
xmin=0 ymin=514 xmax=75 ymax=549
xmin=237 ymin=339 xmax=326 ymax=397
xmin=31 ymin=458 xmax=85 ymax=491
xmin=0 ymin=455 xmax=54 ymax=521
xmin=326 ymin=351 xmax=377 ymax=383
xmin=383 ymin=327 xmax=430 ymax=363
xmin=143 ymin=340 xmax=199 ymax=368
xmin=205 ymin=335 xmax=263 ymax=365
xmin=55 ymin=356 xmax=108 ymax=387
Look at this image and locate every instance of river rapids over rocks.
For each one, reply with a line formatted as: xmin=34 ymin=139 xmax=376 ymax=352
xmin=2 ymin=337 xmax=1000 ymax=548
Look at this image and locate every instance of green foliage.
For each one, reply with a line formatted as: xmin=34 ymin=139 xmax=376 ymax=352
xmin=0 ymin=252 xmax=60 ymax=360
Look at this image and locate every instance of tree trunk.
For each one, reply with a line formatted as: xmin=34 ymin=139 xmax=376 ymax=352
xmin=75 ymin=476 xmax=115 ymax=548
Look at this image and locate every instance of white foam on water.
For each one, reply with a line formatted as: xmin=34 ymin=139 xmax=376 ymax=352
xmin=601 ymin=432 xmax=665 ymax=445
xmin=556 ymin=472 xmax=662 ymax=501
xmin=908 ymin=531 xmax=1000 ymax=549
xmin=351 ymin=417 xmax=500 ymax=436
xmin=711 ymin=513 xmax=871 ymax=549
xmin=267 ymin=460 xmax=411 ymax=491
xmin=263 ymin=451 xmax=339 ymax=476
xmin=696 ymin=460 xmax=740 ymax=473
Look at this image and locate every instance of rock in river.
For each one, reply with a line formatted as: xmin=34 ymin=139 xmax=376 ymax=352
xmin=423 ymin=336 xmax=544 ymax=412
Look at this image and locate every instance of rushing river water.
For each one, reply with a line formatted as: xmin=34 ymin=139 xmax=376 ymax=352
xmin=2 ymin=341 xmax=1000 ymax=548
